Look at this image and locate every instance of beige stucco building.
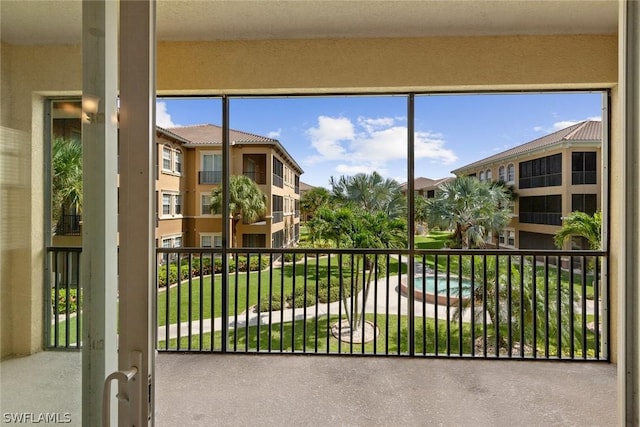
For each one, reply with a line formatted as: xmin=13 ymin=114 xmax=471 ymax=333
xmin=452 ymin=120 xmax=602 ymax=250
xmin=156 ymin=124 xmax=303 ymax=249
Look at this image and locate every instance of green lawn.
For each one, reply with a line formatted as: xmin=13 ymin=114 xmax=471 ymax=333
xmin=49 ymin=315 xmax=80 ymax=347
xmin=157 ymin=254 xmax=407 ymax=327
xmin=159 ymin=313 xmax=599 ymax=358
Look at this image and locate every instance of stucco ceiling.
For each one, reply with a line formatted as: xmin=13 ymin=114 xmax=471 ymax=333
xmin=1 ymin=0 xmax=618 ymax=45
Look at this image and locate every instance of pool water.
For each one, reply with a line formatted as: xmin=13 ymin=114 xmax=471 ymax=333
xmin=413 ymin=275 xmax=473 ymax=298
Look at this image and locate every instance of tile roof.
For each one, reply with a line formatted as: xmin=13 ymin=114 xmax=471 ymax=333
xmin=451 ymin=120 xmax=602 ymax=174
xmin=400 ymin=176 xmax=453 ymax=191
xmin=162 ymin=123 xmax=303 ymax=174
xmin=166 ymin=124 xmax=277 ymax=145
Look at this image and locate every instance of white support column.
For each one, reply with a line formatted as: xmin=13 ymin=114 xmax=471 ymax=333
xmin=619 ymin=0 xmax=640 ymax=425
xmin=119 ymin=0 xmax=156 ymax=425
xmin=81 ymin=1 xmax=119 ymax=425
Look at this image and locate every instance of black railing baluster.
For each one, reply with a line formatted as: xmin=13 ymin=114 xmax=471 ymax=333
xmin=458 ymin=254 xmax=463 ymax=356
xmin=494 ymin=254 xmax=499 ymax=358
xmin=519 ymin=255 xmax=525 ymax=358
xmin=176 ymin=252 xmax=182 ymax=351
xmin=385 ymin=253 xmax=390 ymax=355
xmin=556 ymin=255 xmax=562 ymax=359
xmin=569 ymin=255 xmax=575 ymax=358
xmin=594 ymin=256 xmax=600 ymax=359
xmin=64 ymin=250 xmax=71 ymax=348
xmin=268 ymin=253 xmax=274 ymax=353
xmin=246 ymin=251 xmax=251 ymax=353
xmin=291 ymin=251 xmax=296 ymax=353
xmin=314 ymin=253 xmax=319 ymax=354
xmin=582 ymin=255 xmax=588 ymax=359
xmin=337 ymin=253 xmax=343 ymax=355
xmin=421 ymin=254 xmax=427 ymax=356
xmin=470 ymin=255 xmax=475 ymax=357
xmin=446 ymin=255 xmax=451 ymax=356
xmin=544 ymin=256 xmax=549 ymax=358
xmin=302 ymin=253 xmax=308 ymax=354
xmin=532 ymin=255 xmax=537 ymax=358
xmin=233 ymin=253 xmax=239 ymax=352
xmin=198 ymin=253 xmax=204 ymax=352
xmin=373 ymin=254 xmax=379 ymax=355
xmin=396 ymin=254 xmax=402 ymax=355
xmin=257 ymin=252 xmax=262 ymax=352
xmin=434 ymin=254 xmax=439 ymax=356
xmin=507 ymin=255 xmax=513 ymax=358
xmin=327 ymin=253 xmax=332 ymax=353
xmin=279 ymin=252 xmax=284 ymax=353
xmin=482 ymin=255 xmax=487 ymax=358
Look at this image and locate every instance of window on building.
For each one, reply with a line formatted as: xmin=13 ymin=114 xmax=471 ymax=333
xmin=272 ymin=230 xmax=284 ymax=248
xmin=162 ymin=146 xmax=172 ymax=170
xmin=499 ymin=232 xmax=506 ymax=245
xmin=162 ymin=238 xmax=172 ymax=248
xmin=162 ymin=194 xmax=171 ymax=215
xmin=479 ymin=171 xmax=485 ymax=181
xmin=175 ymin=150 xmax=182 ymax=174
xmin=508 ymin=230 xmax=515 ymax=246
xmin=242 ymin=233 xmax=266 ymax=248
xmin=272 ymin=195 xmax=283 ymax=223
xmin=507 ymin=164 xmax=515 ymax=183
xmin=201 ymin=233 xmax=222 ymax=248
xmin=572 ymin=194 xmax=598 ymax=215
xmin=174 ymin=236 xmax=182 ymax=248
xmin=200 ymin=153 xmax=222 ymax=184
xmin=174 ymin=195 xmax=182 ymax=215
xmin=498 ymin=165 xmax=506 ymax=182
xmin=572 ymin=151 xmax=597 ymax=185
xmin=519 ymin=153 xmax=562 ymax=189
xmin=272 ymin=157 xmax=284 ymax=188
xmin=201 ymin=194 xmax=212 ymax=215
xmin=519 ymin=195 xmax=562 ymax=225
xmin=486 ymin=169 xmax=492 ymax=181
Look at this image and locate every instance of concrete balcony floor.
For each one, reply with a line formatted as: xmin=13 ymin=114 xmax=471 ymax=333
xmin=1 ymin=351 xmax=616 ymax=426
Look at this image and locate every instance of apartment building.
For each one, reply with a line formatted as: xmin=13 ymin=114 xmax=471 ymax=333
xmin=400 ymin=176 xmax=454 ymax=199
xmin=451 ymin=120 xmax=602 ymax=250
xmin=156 ymin=124 xmax=303 ymax=249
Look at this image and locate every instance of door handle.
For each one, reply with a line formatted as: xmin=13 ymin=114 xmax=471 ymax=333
xmin=102 ymin=351 xmax=142 ymax=426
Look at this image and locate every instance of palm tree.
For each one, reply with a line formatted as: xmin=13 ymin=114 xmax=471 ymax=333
xmin=554 ymin=211 xmax=602 ymax=250
xmin=426 ymin=176 xmax=512 ymax=249
xmin=52 ymin=137 xmax=83 ymax=233
xmin=300 ymin=186 xmax=331 ymax=222
xmin=210 ymin=175 xmax=266 ymax=248
xmin=330 ymin=171 xmax=406 ymax=219
xmin=414 ymin=195 xmax=429 ymax=235
xmin=310 ymin=207 xmax=407 ymax=336
xmin=456 ymin=255 xmax=578 ymax=355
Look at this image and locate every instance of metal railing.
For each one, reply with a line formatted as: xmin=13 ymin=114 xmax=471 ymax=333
xmin=46 ymin=247 xmax=82 ymax=349
xmin=55 ymin=214 xmax=82 ymax=236
xmin=44 ymin=246 xmax=608 ymax=360
xmin=155 ymin=248 xmax=607 ymax=360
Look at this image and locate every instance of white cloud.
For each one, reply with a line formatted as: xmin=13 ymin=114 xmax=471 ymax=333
xmin=535 ymin=116 xmax=603 ymax=133
xmin=304 ymin=115 xmax=457 ymax=173
xmin=156 ymin=101 xmax=178 ymax=128
xmin=305 ymin=116 xmax=354 ymax=163
xmin=268 ymin=128 xmax=282 ymax=139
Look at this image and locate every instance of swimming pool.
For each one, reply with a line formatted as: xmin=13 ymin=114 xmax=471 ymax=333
xmin=400 ymin=275 xmax=473 ymax=305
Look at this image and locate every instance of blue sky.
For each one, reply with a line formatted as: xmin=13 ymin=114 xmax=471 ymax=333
xmin=156 ymin=92 xmax=603 ymax=188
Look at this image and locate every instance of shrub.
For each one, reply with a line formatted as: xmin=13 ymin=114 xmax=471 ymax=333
xmin=257 ymin=293 xmax=284 ymax=312
xmin=286 ymin=289 xmax=316 ymax=308
xmin=52 ymin=288 xmax=80 ymax=314
xmin=283 ymin=253 xmax=304 ymax=263
xmin=316 ymin=278 xmax=350 ymax=303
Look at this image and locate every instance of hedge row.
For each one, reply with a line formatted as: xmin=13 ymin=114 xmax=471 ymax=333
xmin=158 ymin=255 xmax=270 ymax=288
xmin=256 ymin=278 xmax=351 ymax=312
